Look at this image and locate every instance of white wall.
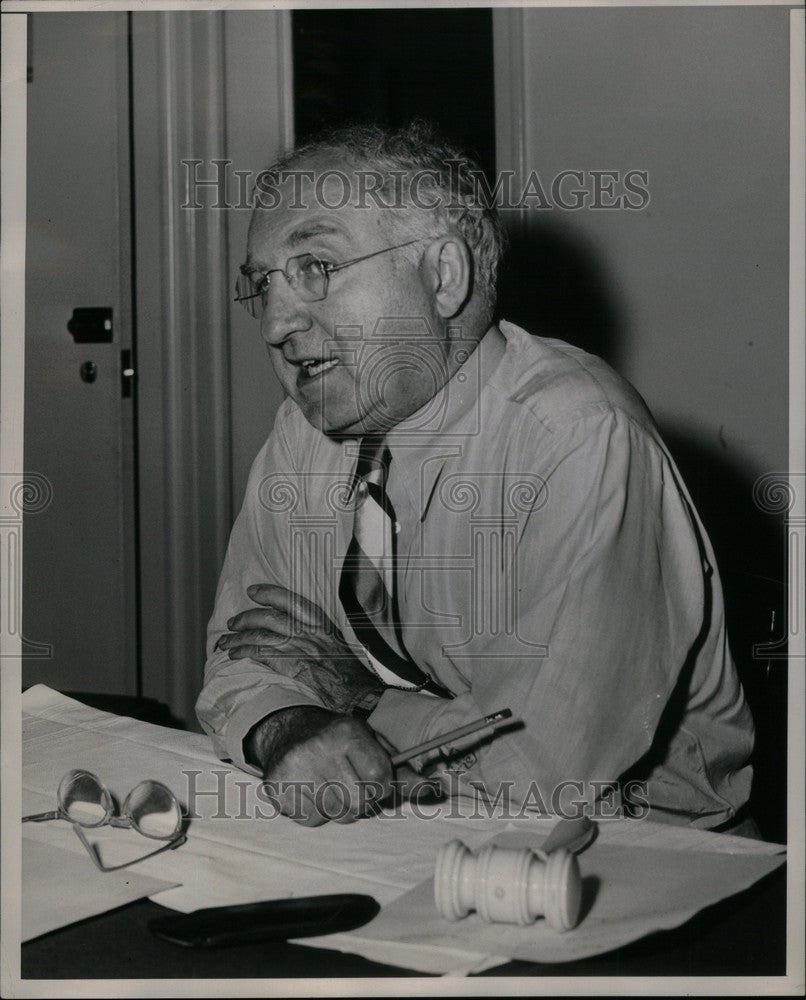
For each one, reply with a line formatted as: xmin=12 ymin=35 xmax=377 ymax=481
xmin=496 ymin=5 xmax=788 ymax=475
xmin=494 ymin=6 xmax=789 ymax=619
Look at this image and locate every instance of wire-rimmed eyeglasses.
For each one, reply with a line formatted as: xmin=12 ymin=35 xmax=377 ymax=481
xmin=234 ymin=236 xmax=431 ymax=318
xmin=23 ymin=769 xmax=186 ymax=873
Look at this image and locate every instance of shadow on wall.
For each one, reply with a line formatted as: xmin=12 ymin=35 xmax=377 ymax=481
xmin=497 ymin=218 xmax=627 ymax=371
xmin=662 ymin=428 xmax=787 ymax=844
xmin=497 ymin=221 xmax=788 ymax=844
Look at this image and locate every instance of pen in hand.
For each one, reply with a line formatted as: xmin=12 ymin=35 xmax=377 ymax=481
xmin=390 ymin=708 xmax=514 ymax=767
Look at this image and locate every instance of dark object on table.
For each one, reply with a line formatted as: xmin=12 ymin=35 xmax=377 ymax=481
xmin=22 ymin=866 xmax=784 ymax=979
xmin=148 ymin=894 xmax=380 ymax=948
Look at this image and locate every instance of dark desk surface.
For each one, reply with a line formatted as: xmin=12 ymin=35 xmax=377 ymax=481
xmin=22 ymin=864 xmax=785 ymax=980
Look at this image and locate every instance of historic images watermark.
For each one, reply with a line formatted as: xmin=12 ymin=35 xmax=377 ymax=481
xmin=181 ymin=767 xmax=650 ymax=824
xmin=287 ymin=322 xmax=488 ymax=438
xmin=751 ymin=471 xmax=805 ymax=661
xmin=256 ymin=464 xmax=550 ymax=660
xmin=181 ymin=159 xmax=651 ymax=213
xmin=240 ymin=313 xmax=552 ymax=660
xmin=0 ymin=472 xmax=53 ymax=658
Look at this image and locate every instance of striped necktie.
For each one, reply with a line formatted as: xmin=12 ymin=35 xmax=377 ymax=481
xmin=339 ymin=436 xmax=451 ymax=697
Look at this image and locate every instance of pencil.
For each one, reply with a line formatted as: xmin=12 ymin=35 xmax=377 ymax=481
xmin=390 ymin=708 xmax=513 ymax=767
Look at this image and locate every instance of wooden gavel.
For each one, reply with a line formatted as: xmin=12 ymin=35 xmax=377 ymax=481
xmin=434 ymin=839 xmax=583 ymax=931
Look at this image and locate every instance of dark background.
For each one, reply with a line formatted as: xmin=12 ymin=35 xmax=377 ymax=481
xmin=293 ymin=8 xmax=496 ymax=178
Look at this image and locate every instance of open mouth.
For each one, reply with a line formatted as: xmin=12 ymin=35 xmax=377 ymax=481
xmin=299 ymin=357 xmax=340 ymax=379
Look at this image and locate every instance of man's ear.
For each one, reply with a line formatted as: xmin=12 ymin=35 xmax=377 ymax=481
xmin=424 ymin=237 xmax=472 ymax=318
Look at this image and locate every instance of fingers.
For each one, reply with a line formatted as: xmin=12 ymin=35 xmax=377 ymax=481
xmin=223 ymin=644 xmax=312 ymax=679
xmin=343 ymin=725 xmax=394 ymax=816
xmin=217 ymin=627 xmax=284 ymax=651
xmin=222 ymin=589 xmax=339 ymax=655
xmin=268 ymin=770 xmax=381 ymax=826
xmin=310 ymin=718 xmax=392 ymax=821
xmin=321 ymin=759 xmax=366 ymax=824
xmin=216 ymin=628 xmax=317 ymax=657
xmin=270 ymin=742 xmax=367 ymax=826
xmin=345 ymin=730 xmax=393 ymax=792
xmin=265 ymin=780 xmax=328 ymax=827
xmin=266 ymin=717 xmax=393 ymax=826
xmin=226 ymin=605 xmax=295 ymax=635
xmin=246 ymin=584 xmax=331 ymax=630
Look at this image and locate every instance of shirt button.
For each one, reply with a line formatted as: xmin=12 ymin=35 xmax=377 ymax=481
xmin=394 ymin=521 xmax=401 ymax=534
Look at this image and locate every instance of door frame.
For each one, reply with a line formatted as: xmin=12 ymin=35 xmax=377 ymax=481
xmin=131 ymin=9 xmax=293 ymax=727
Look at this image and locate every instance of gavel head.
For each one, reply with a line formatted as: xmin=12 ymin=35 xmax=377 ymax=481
xmin=434 ymin=839 xmax=582 ymax=932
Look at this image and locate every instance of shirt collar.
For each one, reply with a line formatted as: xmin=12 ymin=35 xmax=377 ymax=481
xmin=382 ymin=323 xmax=508 ymax=519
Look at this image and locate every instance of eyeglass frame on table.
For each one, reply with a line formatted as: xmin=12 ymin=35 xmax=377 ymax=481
xmin=22 ymin=768 xmax=187 ymax=873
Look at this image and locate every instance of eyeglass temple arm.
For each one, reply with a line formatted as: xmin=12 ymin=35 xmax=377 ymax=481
xmin=22 ymin=810 xmax=60 ymax=823
xmin=71 ymin=823 xmax=187 ymax=873
xmin=328 ymin=237 xmax=426 ymax=274
xmin=235 ymin=236 xmax=430 ymax=302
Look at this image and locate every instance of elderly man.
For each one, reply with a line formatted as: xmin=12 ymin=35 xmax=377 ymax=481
xmin=196 ymin=123 xmax=754 ymax=832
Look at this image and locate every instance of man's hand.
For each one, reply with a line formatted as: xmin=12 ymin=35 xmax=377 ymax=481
xmin=216 ymin=584 xmax=385 ymax=715
xmin=246 ymin=705 xmax=393 ymax=827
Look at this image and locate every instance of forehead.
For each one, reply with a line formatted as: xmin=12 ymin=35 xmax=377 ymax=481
xmin=247 ymin=163 xmax=391 ymax=264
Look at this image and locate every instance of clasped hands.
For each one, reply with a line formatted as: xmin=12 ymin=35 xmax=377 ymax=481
xmin=215 ymin=584 xmax=440 ymax=826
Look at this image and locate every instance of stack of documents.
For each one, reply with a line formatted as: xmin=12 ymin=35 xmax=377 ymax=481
xmin=20 ymin=686 xmax=785 ymax=975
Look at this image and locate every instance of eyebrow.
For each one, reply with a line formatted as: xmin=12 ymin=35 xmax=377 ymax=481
xmin=284 ymin=221 xmax=346 ymax=249
xmin=244 ymin=221 xmax=349 ymax=274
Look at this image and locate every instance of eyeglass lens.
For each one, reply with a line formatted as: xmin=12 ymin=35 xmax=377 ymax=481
xmin=235 ymin=254 xmax=328 ymax=317
xmin=57 ymin=770 xmax=112 ymax=828
xmin=124 ymin=780 xmax=182 ymax=840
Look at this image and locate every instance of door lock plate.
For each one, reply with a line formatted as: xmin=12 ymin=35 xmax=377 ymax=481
xmin=68 ymin=307 xmax=113 ymax=343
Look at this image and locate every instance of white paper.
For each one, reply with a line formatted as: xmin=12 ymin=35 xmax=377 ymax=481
xmin=323 ymin=833 xmax=785 ymax=974
xmin=21 ymin=686 xmax=518 ymax=914
xmin=21 ymin=685 xmax=786 ymax=975
xmin=22 ymin=838 xmax=178 ymax=942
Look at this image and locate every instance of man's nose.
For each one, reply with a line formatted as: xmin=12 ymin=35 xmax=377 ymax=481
xmin=259 ymin=275 xmax=312 ymax=346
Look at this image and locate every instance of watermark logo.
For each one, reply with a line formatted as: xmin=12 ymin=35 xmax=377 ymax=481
xmin=1 ymin=472 xmax=53 ymax=658
xmin=181 ymin=768 xmax=650 ymax=824
xmin=751 ymin=471 xmax=805 ymax=660
xmin=180 ymin=159 xmax=651 ymax=213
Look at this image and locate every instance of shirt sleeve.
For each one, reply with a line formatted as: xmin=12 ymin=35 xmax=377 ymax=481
xmin=195 ymin=405 xmax=325 ymax=774
xmin=368 ymin=406 xmax=712 ymax=808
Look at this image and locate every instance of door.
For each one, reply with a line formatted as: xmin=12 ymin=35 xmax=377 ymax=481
xmin=23 ymin=12 xmax=137 ymax=695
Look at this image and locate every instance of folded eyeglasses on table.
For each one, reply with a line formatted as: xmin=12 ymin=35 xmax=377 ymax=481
xmin=23 ymin=768 xmax=186 ymax=872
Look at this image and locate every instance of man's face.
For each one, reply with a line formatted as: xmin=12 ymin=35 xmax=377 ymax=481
xmin=245 ymin=169 xmax=450 ymax=438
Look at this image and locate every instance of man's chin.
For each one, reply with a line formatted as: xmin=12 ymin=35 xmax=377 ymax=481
xmin=297 ymin=402 xmax=390 ymax=441
xmin=297 ymin=402 xmax=361 ymax=439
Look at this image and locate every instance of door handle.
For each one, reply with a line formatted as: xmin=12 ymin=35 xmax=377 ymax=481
xmin=121 ymin=349 xmax=135 ymax=398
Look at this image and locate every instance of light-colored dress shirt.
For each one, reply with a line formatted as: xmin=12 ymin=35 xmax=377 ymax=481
xmin=196 ymin=321 xmax=754 ymax=829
